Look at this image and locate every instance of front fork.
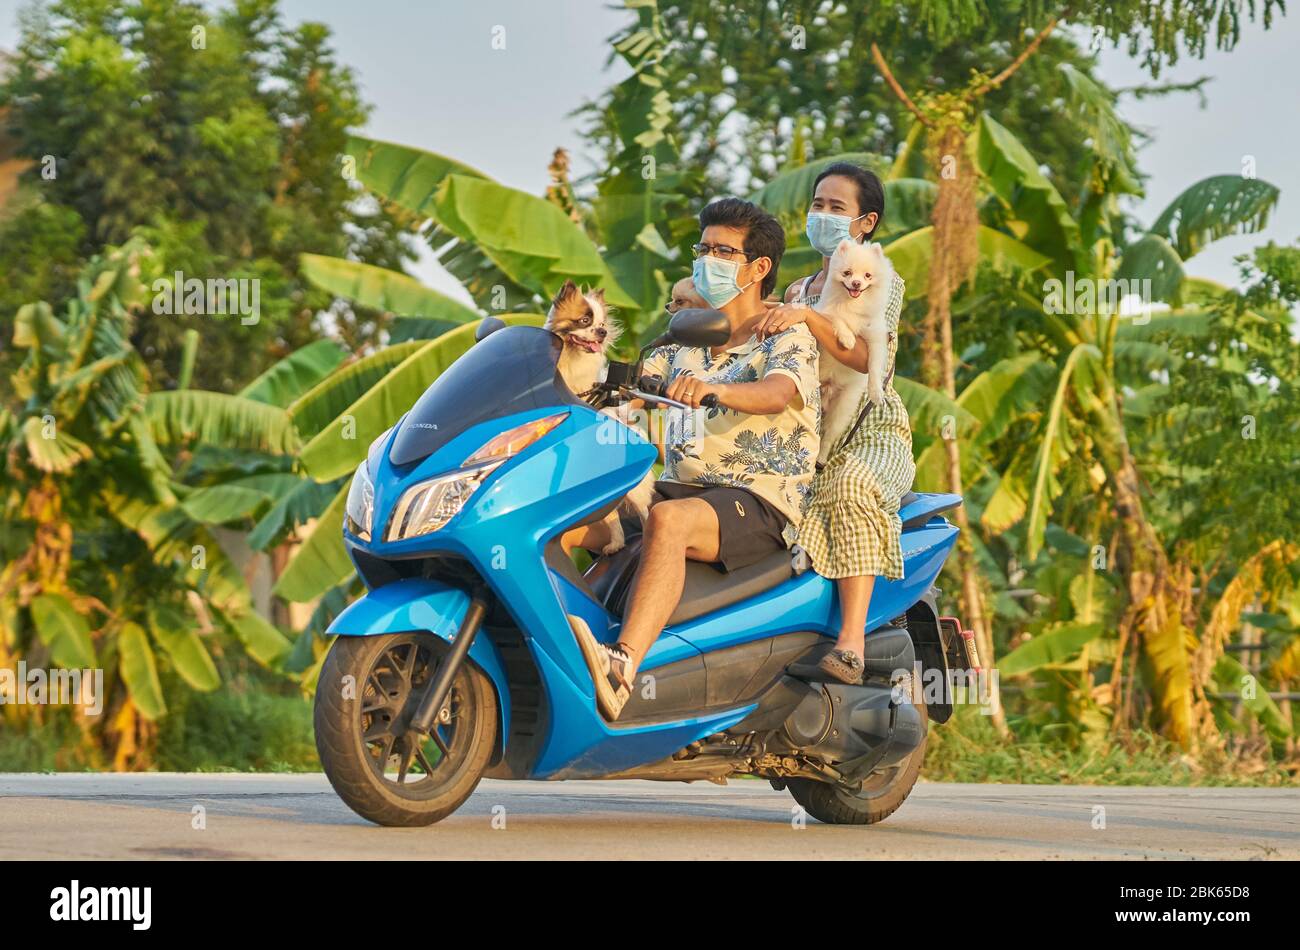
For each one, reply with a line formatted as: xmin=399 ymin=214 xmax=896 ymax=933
xmin=409 ymin=590 xmax=489 ymax=736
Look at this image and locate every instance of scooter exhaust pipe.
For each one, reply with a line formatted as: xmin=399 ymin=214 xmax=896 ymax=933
xmin=409 ymin=593 xmax=489 ymax=736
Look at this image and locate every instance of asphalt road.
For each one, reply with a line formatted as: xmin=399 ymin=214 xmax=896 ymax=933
xmin=1 ymin=773 xmax=1295 ymax=860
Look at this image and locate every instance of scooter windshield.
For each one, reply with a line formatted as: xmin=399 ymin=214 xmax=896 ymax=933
xmin=388 ymin=325 xmax=583 ymax=467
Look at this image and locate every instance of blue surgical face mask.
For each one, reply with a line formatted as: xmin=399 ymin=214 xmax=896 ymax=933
xmin=806 ymin=211 xmax=867 ymax=257
xmin=692 ymin=255 xmax=755 ymax=309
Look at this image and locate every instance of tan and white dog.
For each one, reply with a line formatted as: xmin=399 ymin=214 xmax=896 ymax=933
xmin=545 ymin=280 xmax=657 ymax=554
xmin=812 ymin=239 xmax=895 ymax=464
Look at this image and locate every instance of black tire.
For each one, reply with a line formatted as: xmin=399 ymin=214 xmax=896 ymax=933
xmin=787 ymin=701 xmax=928 ymax=826
xmin=314 ymin=633 xmax=498 ymax=827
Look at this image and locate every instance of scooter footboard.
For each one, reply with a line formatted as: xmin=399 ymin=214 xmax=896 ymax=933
xmin=326 ymin=578 xmax=511 ymax=738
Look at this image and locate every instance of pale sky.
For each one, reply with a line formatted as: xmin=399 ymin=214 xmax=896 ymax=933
xmin=2 ymin=0 xmax=1295 ymax=302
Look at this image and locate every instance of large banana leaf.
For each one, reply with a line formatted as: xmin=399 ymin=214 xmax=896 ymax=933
xmin=13 ymin=301 xmax=66 ymax=351
xmin=1058 ymin=64 xmax=1141 ymax=198
xmin=21 ymin=416 xmax=92 ymax=473
xmin=913 ymin=353 xmax=1056 ymax=488
xmin=959 ymin=354 xmax=1057 ymax=450
xmin=976 ymin=113 xmax=1082 ymax=278
xmin=29 ymin=592 xmax=96 ymax=669
xmin=147 ymin=391 xmax=299 ymax=455
xmin=749 ymin=152 xmax=886 ymax=226
xmin=247 ymin=476 xmax=346 ymax=551
xmin=1144 ymin=610 xmax=1194 ymax=747
xmin=237 ymin=339 xmax=347 ymax=407
xmin=1214 ymin=654 xmax=1294 ymax=742
xmin=1149 ymin=175 xmax=1279 ymax=260
xmin=432 ymin=174 xmax=638 ymax=308
xmin=300 ymin=254 xmax=481 ymax=323
xmin=884 ymin=224 xmax=1051 ymax=300
xmin=1024 ymin=343 xmax=1100 ymax=560
xmin=1115 ymin=307 xmax=1215 ymax=341
xmin=148 ymin=603 xmax=220 ymax=692
xmin=179 ymin=484 xmax=268 ymax=524
xmin=1115 ymin=234 xmax=1185 ymax=304
xmin=118 ymin=621 xmax=166 ymax=720
xmin=298 ymin=314 xmax=544 ymax=482
xmin=343 ymin=136 xmax=529 ymax=312
xmin=981 ymin=440 xmax=1035 ymax=533
xmin=272 ymin=484 xmax=352 ymax=603
xmin=877 ymin=178 xmax=938 ymax=238
xmin=999 ymin=622 xmax=1104 ymax=677
xmin=894 ymin=377 xmax=976 ymax=443
xmin=288 ymin=341 xmax=426 ymax=440
xmin=346 ymin=135 xmax=490 ymax=217
xmin=214 ymin=604 xmax=292 ymax=667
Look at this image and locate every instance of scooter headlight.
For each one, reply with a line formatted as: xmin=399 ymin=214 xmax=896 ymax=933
xmin=344 ymin=464 xmax=375 ymax=542
xmin=385 ymin=462 xmax=499 ymax=542
xmin=343 ymin=428 xmax=392 ymax=543
xmin=383 ymin=413 xmax=569 ymax=543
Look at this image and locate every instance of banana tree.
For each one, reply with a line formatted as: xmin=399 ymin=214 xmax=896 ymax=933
xmin=929 ymin=101 xmax=1280 ymax=748
xmin=1 ymin=240 xmax=300 ymax=765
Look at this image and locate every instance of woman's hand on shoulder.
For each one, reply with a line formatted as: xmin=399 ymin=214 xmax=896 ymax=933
xmin=756 ymin=301 xmax=813 ymax=340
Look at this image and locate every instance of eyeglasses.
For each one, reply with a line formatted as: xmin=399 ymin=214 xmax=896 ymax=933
xmin=691 ymin=242 xmax=749 ymax=260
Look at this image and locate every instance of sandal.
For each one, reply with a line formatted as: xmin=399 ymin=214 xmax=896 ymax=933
xmin=568 ymin=615 xmax=633 ymax=720
xmin=817 ymin=649 xmax=865 ymax=685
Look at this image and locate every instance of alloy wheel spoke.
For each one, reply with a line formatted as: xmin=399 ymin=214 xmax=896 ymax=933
xmin=428 ymin=725 xmax=450 ymax=757
xmin=414 ymin=745 xmax=439 ymax=775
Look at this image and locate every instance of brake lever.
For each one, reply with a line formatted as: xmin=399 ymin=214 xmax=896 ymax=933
xmin=624 ymin=388 xmax=691 ymax=412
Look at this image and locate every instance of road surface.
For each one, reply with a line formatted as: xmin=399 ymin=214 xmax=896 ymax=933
xmin=1 ymin=774 xmax=1295 ymax=860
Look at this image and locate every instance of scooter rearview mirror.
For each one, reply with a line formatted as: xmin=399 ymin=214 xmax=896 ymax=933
xmin=667 ymin=308 xmax=731 ymax=349
xmin=474 ymin=314 xmax=506 ymax=342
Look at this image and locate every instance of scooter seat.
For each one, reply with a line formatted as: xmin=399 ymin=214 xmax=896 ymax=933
xmin=588 ymin=538 xmax=796 ymax=626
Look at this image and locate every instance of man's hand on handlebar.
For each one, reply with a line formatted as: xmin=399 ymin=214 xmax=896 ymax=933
xmin=666 ymin=373 xmax=720 ymax=409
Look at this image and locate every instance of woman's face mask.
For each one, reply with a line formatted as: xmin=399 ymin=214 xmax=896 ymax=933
xmin=806 ymin=211 xmax=868 ymax=257
xmin=692 ymin=254 xmax=757 ymax=309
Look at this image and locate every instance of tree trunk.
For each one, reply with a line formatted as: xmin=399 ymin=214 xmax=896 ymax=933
xmin=917 ymin=124 xmax=1009 ymax=735
xmin=1104 ymin=427 xmax=1197 ymax=749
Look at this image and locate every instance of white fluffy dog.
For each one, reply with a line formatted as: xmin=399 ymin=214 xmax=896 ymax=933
xmin=812 ymin=239 xmax=896 ymax=464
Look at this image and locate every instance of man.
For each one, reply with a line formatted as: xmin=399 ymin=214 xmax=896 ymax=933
xmin=565 ymin=197 xmax=821 ymax=719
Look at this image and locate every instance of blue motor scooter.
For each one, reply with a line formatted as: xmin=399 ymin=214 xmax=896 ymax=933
xmin=314 ymin=311 xmax=976 ymax=826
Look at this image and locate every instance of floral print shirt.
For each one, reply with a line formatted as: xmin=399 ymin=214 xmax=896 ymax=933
xmin=642 ymin=325 xmax=821 ymax=531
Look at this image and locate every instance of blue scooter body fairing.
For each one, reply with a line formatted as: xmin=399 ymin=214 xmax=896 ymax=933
xmin=326 ymin=326 xmax=960 ymax=780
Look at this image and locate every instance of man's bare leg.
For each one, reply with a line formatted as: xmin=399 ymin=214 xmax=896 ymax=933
xmin=617 ymin=497 xmax=720 ymax=671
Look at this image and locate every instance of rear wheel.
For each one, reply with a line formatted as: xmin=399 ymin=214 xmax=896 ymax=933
xmin=787 ymin=702 xmax=928 ymax=825
xmin=314 ymin=633 xmax=497 ymax=827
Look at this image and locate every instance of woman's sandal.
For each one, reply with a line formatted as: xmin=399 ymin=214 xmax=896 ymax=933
xmin=817 ymin=648 xmax=865 ymax=685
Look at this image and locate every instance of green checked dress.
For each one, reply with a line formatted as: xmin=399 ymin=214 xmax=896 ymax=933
xmin=795 ymin=272 xmax=914 ymax=580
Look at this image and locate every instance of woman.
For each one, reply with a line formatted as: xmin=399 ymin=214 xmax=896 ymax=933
xmin=755 ymin=162 xmax=914 ymax=685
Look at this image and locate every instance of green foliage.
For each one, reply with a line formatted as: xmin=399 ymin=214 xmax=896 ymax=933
xmin=1 ymin=242 xmax=303 ymax=752
xmin=923 ymin=705 xmax=1293 ymax=786
xmin=1148 ymin=175 xmax=1280 ymax=260
xmin=0 ymin=0 xmax=413 ymax=389
xmin=237 ymin=339 xmax=348 ymax=406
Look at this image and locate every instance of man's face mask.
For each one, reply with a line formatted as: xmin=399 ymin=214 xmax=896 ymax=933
xmin=806 ymin=211 xmax=868 ymax=257
xmin=692 ymin=255 xmax=759 ymax=309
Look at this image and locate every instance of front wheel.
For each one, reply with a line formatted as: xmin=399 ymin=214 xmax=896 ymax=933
xmin=314 ymin=633 xmax=498 ymax=827
xmin=787 ymin=701 xmax=928 ymax=825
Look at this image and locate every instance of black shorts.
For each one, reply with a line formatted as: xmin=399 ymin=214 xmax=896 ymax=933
xmin=653 ymin=481 xmax=788 ymax=573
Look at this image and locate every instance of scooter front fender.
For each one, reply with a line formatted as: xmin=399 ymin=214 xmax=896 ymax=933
xmin=326 ymin=578 xmax=510 ymax=735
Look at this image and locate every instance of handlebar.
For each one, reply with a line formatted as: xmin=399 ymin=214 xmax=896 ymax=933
xmin=591 ymin=365 xmax=718 ymax=412
xmin=638 ymin=375 xmax=719 ymax=410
